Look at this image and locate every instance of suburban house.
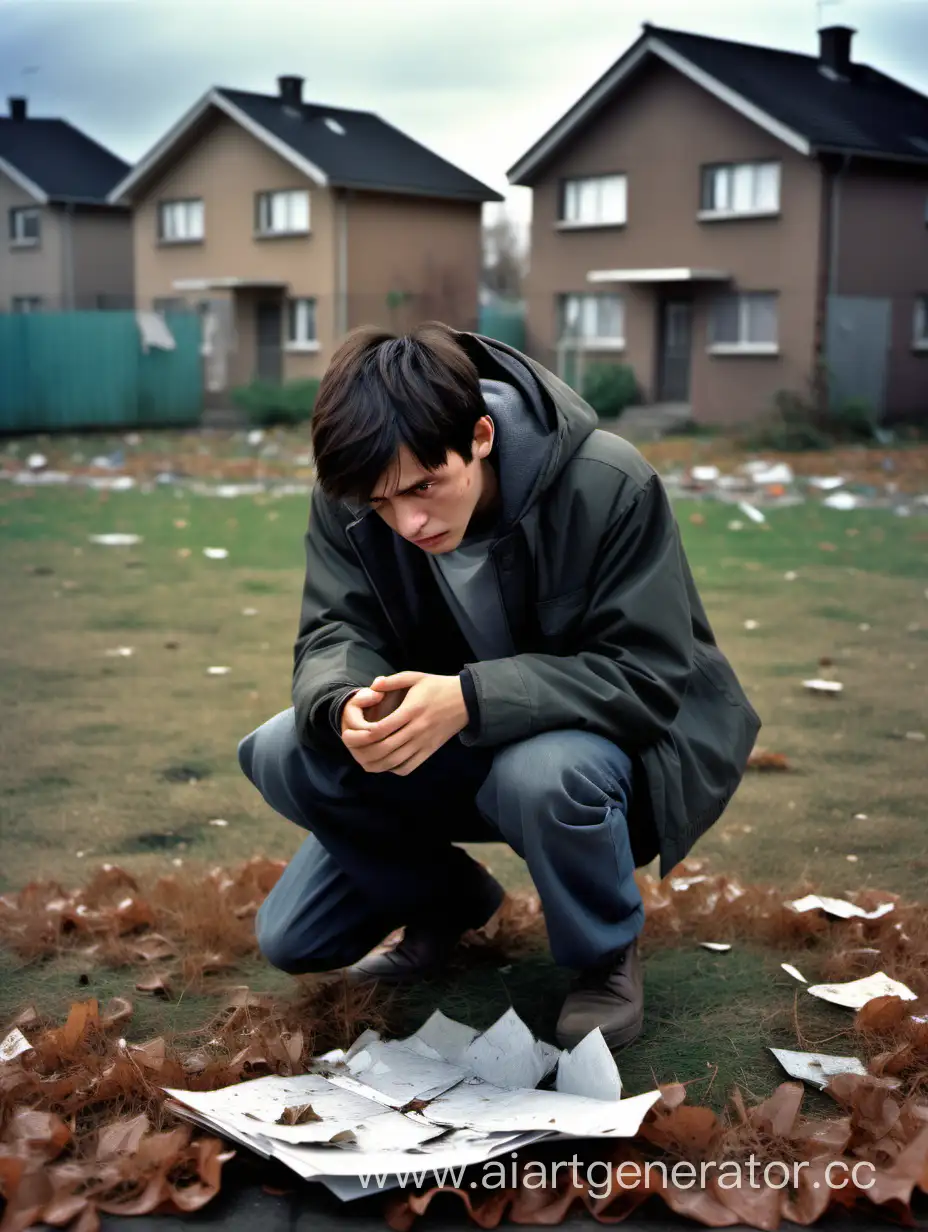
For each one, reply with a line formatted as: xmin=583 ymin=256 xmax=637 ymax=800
xmin=508 ymin=24 xmax=928 ymax=424
xmin=108 ymin=76 xmax=501 ymax=392
xmin=0 ymin=97 xmax=134 ymax=313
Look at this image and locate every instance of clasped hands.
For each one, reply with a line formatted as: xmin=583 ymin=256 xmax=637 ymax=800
xmin=339 ymin=672 xmax=469 ymax=776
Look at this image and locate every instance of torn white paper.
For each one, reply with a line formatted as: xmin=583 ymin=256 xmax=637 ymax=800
xmin=803 ymin=679 xmax=843 ymax=693
xmin=699 ymin=942 xmax=732 ymax=953
xmin=555 ymin=1029 xmax=622 ymax=1102
xmin=807 ymin=971 xmax=917 ymax=1010
xmin=0 ymin=1028 xmax=33 ymax=1063
xmin=781 ymin=963 xmax=807 ymax=983
xmin=789 ymin=894 xmax=894 ymax=921
xmin=405 ymin=1010 xmax=479 ymax=1065
xmin=423 ymin=1079 xmax=660 ymax=1138
xmin=770 ymin=1048 xmax=868 ymax=1089
xmin=89 ymin=533 xmax=141 ymax=547
xmin=459 ymin=1008 xmax=557 ymax=1090
xmin=203 ymin=547 xmax=229 ymax=560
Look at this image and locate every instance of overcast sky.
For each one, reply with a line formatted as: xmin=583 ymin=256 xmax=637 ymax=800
xmin=2 ymin=0 xmax=927 ymax=224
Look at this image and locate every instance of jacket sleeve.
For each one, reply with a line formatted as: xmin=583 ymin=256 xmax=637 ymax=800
xmin=292 ymin=487 xmax=397 ymax=747
xmin=460 ymin=474 xmax=694 ymax=751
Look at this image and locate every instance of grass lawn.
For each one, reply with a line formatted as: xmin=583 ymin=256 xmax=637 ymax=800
xmin=2 ymin=451 xmax=927 ymax=1114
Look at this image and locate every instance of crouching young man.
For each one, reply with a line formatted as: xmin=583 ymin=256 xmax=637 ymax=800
xmin=238 ymin=323 xmax=760 ymax=1051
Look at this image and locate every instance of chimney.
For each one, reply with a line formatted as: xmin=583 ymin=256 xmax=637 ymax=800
xmin=819 ymin=26 xmax=855 ymax=78
xmin=9 ymin=97 xmax=27 ymax=121
xmin=277 ymin=76 xmax=304 ymax=107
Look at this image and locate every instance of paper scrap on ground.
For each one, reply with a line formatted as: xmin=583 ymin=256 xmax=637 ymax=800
xmin=0 ymin=1028 xmax=33 ymax=1063
xmin=203 ymin=547 xmax=229 ymax=560
xmin=781 ymin=963 xmax=807 ymax=983
xmin=89 ymin=533 xmax=141 ymax=547
xmin=699 ymin=942 xmax=732 ymax=953
xmin=789 ymin=894 xmax=895 ymax=921
xmin=803 ymin=679 xmax=843 ymax=693
xmin=165 ymin=1009 xmax=660 ymax=1197
xmin=807 ymin=971 xmax=917 ymax=1010
xmin=770 ymin=1048 xmax=868 ymax=1089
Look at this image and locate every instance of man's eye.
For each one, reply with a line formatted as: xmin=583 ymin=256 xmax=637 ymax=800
xmin=415 ymin=482 xmax=434 ymax=494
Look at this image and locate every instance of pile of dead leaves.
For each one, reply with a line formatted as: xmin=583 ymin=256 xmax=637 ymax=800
xmin=0 ymin=982 xmax=388 ymax=1232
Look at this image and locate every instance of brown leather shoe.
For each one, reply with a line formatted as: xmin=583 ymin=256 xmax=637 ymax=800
xmin=345 ymin=872 xmax=505 ymax=986
xmin=555 ymin=940 xmax=644 ymax=1052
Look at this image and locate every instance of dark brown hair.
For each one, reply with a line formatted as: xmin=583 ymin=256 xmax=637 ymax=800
xmin=310 ymin=321 xmax=484 ymax=502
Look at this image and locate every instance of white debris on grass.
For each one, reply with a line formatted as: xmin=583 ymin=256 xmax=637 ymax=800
xmin=104 ymin=646 xmax=135 ymax=658
xmin=803 ymin=679 xmax=844 ymax=694
xmin=207 ymin=666 xmax=231 ymax=676
xmin=89 ymin=533 xmax=142 ymax=547
xmin=699 ymin=942 xmax=732 ymax=953
xmin=781 ymin=963 xmax=807 ymax=983
xmin=807 ymin=972 xmax=917 ymax=1010
xmin=0 ymin=1028 xmax=33 ymax=1063
xmin=203 ymin=547 xmax=229 ymax=560
xmin=788 ymin=894 xmax=894 ymax=921
xmin=770 ymin=1048 xmax=868 ymax=1089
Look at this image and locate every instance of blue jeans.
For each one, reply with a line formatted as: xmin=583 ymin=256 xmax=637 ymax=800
xmin=238 ymin=709 xmax=644 ymax=972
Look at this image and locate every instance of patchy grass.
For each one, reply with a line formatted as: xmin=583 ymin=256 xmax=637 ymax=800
xmin=1 ymin=469 xmax=927 ymax=1111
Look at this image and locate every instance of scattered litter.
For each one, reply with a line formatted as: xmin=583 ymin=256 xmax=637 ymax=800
xmin=784 ymin=570 xmax=798 ymax=581
xmin=171 ymin=858 xmax=184 ymax=867
xmin=854 ymin=813 xmax=869 ymax=821
xmin=727 ymin=520 xmax=744 ymax=531
xmin=247 ymin=429 xmax=265 ymax=446
xmin=744 ymin=619 xmax=759 ymax=630
xmin=846 ymin=854 xmax=859 ymax=863
xmin=207 ymin=666 xmax=231 ymax=676
xmin=743 ymin=462 xmax=794 ymax=486
xmin=737 ymin=501 xmax=766 ymax=524
xmin=0 ymin=1027 xmax=33 ymax=1063
xmin=770 ymin=1048 xmax=867 ymax=1089
xmin=803 ymin=679 xmax=843 ymax=694
xmin=807 ymin=971 xmax=918 ymax=1010
xmin=209 ymin=819 xmax=230 ymax=828
xmin=788 ymin=894 xmax=894 ymax=921
xmin=104 ymin=646 xmax=134 ymax=658
xmin=203 ymin=547 xmax=229 ymax=560
xmin=747 ymin=750 xmax=790 ymax=771
xmin=781 ymin=963 xmax=807 ymax=983
xmin=859 ymin=623 xmax=871 ymax=631
xmin=242 ymin=608 xmax=258 ymax=617
xmin=807 ymin=476 xmax=846 ymax=491
xmin=823 ymin=492 xmax=861 ymax=511
xmin=27 ymin=452 xmax=48 ymax=470
xmin=89 ymin=533 xmax=142 ymax=547
xmin=904 ymin=731 xmax=926 ymax=742
xmin=699 ymin=942 xmax=731 ymax=953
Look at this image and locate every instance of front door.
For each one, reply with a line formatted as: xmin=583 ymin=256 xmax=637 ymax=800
xmin=658 ymin=300 xmax=693 ymax=402
xmin=255 ymin=300 xmax=283 ymax=383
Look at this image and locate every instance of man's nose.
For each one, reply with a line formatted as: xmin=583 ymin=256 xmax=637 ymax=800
xmin=397 ymin=506 xmax=428 ymax=539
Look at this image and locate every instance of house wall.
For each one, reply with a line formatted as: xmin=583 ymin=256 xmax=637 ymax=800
xmin=832 ymin=163 xmax=928 ymax=421
xmin=131 ymin=111 xmax=337 ymax=385
xmin=522 ymin=58 xmax=824 ymax=424
xmin=343 ymin=191 xmax=482 ymax=335
xmin=70 ymin=209 xmax=135 ymax=307
xmin=0 ymin=172 xmax=63 ymax=310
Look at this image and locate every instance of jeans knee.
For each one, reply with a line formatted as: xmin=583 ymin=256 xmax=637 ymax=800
xmin=255 ymin=904 xmax=307 ymax=975
xmin=237 ymin=709 xmax=299 ymax=788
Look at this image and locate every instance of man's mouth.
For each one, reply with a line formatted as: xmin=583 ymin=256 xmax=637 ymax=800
xmin=412 ymin=532 xmax=447 ymax=547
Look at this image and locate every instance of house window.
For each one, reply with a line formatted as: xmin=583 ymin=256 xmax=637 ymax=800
xmin=287 ymin=297 xmax=317 ymax=347
xmin=914 ymin=296 xmax=928 ymax=349
xmin=9 ymin=207 xmax=40 ymax=245
xmin=158 ymin=199 xmax=204 ymax=243
xmin=11 ymin=296 xmax=42 ymax=313
xmin=709 ymin=293 xmax=779 ymax=352
xmin=700 ymin=162 xmax=780 ymax=217
xmin=561 ymin=175 xmax=627 ymax=226
xmin=153 ymin=297 xmax=187 ymax=315
xmin=558 ymin=293 xmax=625 ymax=346
xmin=256 ymin=190 xmax=310 ymax=236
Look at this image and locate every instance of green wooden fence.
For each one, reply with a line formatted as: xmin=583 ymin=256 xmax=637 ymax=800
xmin=0 ymin=311 xmax=203 ymax=433
xmin=477 ymin=300 xmax=526 ymax=352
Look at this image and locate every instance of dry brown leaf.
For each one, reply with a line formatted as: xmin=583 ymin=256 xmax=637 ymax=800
xmin=747 ymin=750 xmax=791 ymax=772
xmin=276 ymin=1103 xmax=321 ymax=1126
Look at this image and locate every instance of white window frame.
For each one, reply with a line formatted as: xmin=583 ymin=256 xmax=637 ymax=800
xmin=11 ymin=296 xmax=42 ymax=313
xmin=708 ymin=292 xmax=779 ymax=355
xmin=559 ymin=175 xmax=627 ymax=228
xmin=256 ymin=190 xmax=311 ymax=237
xmin=699 ymin=162 xmax=781 ymax=220
xmin=914 ymin=296 xmax=928 ymax=351
xmin=9 ymin=207 xmax=40 ymax=246
xmin=286 ymin=297 xmax=319 ymax=351
xmin=158 ymin=199 xmax=204 ymax=243
xmin=559 ymin=292 xmax=625 ymax=349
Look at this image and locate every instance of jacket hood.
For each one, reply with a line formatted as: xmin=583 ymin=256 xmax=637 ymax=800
xmin=461 ymin=331 xmax=598 ymax=527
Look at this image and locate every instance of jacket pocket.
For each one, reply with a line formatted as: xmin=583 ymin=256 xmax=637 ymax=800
xmin=535 ymin=587 xmax=590 ymax=644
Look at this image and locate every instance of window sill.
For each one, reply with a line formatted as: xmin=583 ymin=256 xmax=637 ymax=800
xmin=697 ymin=209 xmax=780 ymax=223
xmin=709 ymin=343 xmax=779 ymax=357
xmin=157 ymin=238 xmax=204 ymax=247
xmin=555 ymin=220 xmax=626 ymax=232
xmin=562 ymin=339 xmax=626 ymax=351
xmin=9 ymin=239 xmax=40 ymax=249
xmin=254 ymin=229 xmax=311 ymax=240
xmin=285 ymin=341 xmax=321 ymax=353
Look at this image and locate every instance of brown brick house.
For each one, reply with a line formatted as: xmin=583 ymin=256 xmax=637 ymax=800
xmin=109 ymin=76 xmax=501 ymax=392
xmin=508 ymin=25 xmax=928 ymax=425
xmin=0 ymin=97 xmax=133 ymax=313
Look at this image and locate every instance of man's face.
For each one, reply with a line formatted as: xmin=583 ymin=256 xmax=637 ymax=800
xmin=368 ymin=417 xmax=496 ymax=553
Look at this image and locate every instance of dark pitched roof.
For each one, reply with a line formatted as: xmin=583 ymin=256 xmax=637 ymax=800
xmin=0 ymin=117 xmax=130 ymax=203
xmin=217 ymin=89 xmax=502 ymax=202
xmin=648 ymin=25 xmax=928 ymax=163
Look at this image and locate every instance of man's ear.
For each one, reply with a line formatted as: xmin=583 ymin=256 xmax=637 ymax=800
xmin=474 ymin=415 xmax=495 ymax=459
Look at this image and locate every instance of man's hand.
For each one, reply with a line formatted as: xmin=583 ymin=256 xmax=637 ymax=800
xmin=340 ymin=672 xmax=468 ymax=776
xmin=340 ymin=686 xmax=407 ymax=769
